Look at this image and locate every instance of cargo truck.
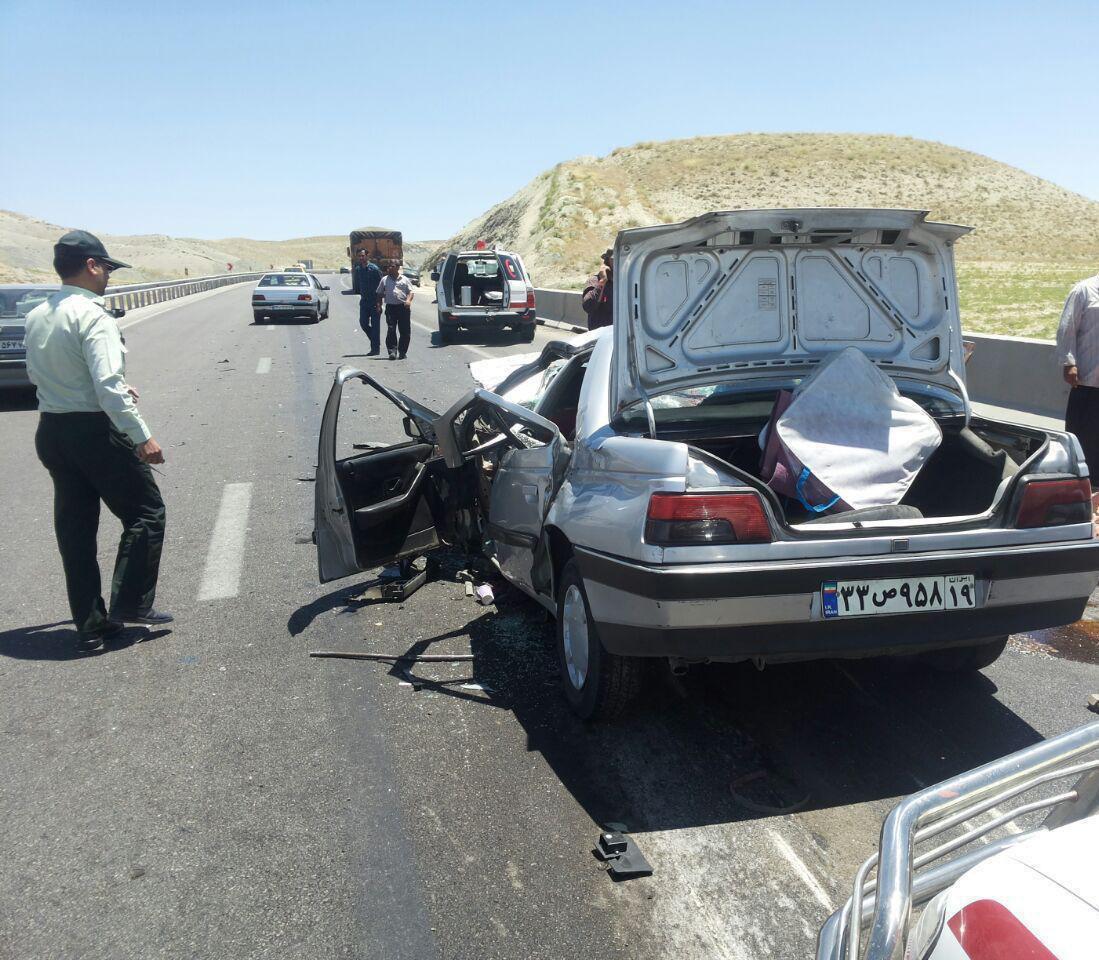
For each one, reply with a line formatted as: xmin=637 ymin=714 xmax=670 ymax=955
xmin=348 ymin=228 xmax=403 ymax=267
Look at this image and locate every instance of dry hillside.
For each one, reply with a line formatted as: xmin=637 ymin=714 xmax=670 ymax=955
xmin=0 ymin=210 xmax=439 ymax=284
xmin=432 ymin=134 xmax=1099 ymax=337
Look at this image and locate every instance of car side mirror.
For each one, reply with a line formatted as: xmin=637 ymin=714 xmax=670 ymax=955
xmin=321 ymin=285 xmax=330 ymax=290
xmin=430 ymin=272 xmax=439 ymax=282
xmin=402 ymin=416 xmax=420 ymax=439
xmin=109 ymin=307 xmax=126 ymax=319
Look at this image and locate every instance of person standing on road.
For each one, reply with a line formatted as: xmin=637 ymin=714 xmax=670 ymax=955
xmin=352 ymin=249 xmax=382 ymax=355
xmin=1057 ymin=269 xmax=1099 ymax=480
xmin=24 ymin=231 xmax=173 ymax=654
xmin=582 ymin=248 xmax=614 ymax=329
xmin=376 ymin=261 xmax=414 ymax=360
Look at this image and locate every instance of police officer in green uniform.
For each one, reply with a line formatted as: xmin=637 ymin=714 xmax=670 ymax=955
xmin=25 ymin=231 xmax=173 ymax=653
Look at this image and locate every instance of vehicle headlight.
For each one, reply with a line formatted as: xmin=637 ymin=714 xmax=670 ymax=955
xmin=904 ymin=893 xmax=948 ymax=960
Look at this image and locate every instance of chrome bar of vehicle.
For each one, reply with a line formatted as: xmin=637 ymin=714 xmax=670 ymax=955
xmin=816 ymin=831 xmax=1037 ymax=960
xmin=815 ymin=720 xmax=1099 ymax=960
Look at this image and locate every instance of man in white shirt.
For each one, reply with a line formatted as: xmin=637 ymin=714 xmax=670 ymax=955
xmin=375 ymin=261 xmax=415 ymax=361
xmin=25 ymin=231 xmax=173 ymax=653
xmin=1056 ymin=271 xmax=1099 ymax=474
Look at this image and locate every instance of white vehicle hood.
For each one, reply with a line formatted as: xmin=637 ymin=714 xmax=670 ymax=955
xmin=611 ymin=209 xmax=972 ymax=414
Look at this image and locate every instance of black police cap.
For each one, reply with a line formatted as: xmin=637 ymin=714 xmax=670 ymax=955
xmin=54 ymin=230 xmax=131 ymax=270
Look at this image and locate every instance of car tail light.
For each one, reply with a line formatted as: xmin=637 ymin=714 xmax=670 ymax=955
xmin=1015 ymin=477 xmax=1092 ymax=528
xmin=521 ymin=287 xmax=536 ymax=311
xmin=252 ymin=293 xmax=265 ymax=301
xmin=297 ymin=294 xmax=313 ymax=301
xmin=646 ymin=492 xmax=772 ymax=545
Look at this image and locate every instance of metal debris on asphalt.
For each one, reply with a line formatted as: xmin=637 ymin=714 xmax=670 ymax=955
xmin=594 ymin=830 xmax=653 ymax=879
xmin=309 ymin=651 xmax=474 ymax=662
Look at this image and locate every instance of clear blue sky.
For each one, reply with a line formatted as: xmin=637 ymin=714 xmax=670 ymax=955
xmin=2 ymin=0 xmax=1096 ymax=241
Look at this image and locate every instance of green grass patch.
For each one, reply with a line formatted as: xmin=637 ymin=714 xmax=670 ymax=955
xmin=957 ymin=261 xmax=1090 ymax=339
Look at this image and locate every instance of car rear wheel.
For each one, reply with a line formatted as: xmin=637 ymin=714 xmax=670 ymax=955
xmin=556 ymin=559 xmax=643 ymax=720
xmin=518 ymin=323 xmax=536 ymax=343
xmin=919 ymin=636 xmax=1008 ymax=672
xmin=438 ymin=324 xmax=454 ymax=344
xmin=252 ymin=312 xmax=264 ymax=323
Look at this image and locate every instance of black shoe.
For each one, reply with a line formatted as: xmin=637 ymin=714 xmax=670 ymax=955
xmin=367 ymin=350 xmax=380 ymax=356
xmin=111 ymin=608 xmax=174 ymax=625
xmin=75 ymin=620 xmax=123 ymax=653
xmin=398 ymin=353 xmax=407 ymax=360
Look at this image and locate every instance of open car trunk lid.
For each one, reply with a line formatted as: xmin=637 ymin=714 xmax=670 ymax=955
xmin=611 ymin=208 xmax=972 ymax=416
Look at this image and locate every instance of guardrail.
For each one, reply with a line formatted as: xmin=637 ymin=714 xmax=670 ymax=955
xmin=103 ymin=272 xmax=265 ymax=313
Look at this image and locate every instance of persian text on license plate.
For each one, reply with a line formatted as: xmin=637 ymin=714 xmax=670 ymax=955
xmin=822 ymin=574 xmax=976 ymax=619
xmin=0 ymin=339 xmax=24 ymax=350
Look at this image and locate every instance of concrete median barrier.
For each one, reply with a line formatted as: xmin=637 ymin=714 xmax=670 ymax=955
xmin=532 ymin=288 xmax=1069 ymax=423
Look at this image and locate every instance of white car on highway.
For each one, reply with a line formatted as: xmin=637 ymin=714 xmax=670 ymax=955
xmin=316 ymin=209 xmax=1099 ymax=720
xmin=251 ymin=272 xmax=329 ymax=323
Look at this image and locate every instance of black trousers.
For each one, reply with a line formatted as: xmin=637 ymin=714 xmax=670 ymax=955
xmin=384 ymin=303 xmax=411 ymax=355
xmin=34 ymin=412 xmax=166 ymax=637
xmin=358 ymin=297 xmax=380 ymax=352
xmin=1066 ymin=385 xmax=1099 ymax=473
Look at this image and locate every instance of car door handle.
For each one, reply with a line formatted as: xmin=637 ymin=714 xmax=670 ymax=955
xmin=522 ymin=484 xmax=538 ymax=504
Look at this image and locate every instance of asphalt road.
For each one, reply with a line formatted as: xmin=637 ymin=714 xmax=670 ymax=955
xmin=2 ymin=277 xmax=1098 ymax=960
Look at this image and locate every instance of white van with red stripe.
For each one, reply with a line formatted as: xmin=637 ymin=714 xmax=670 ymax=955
xmin=432 ymin=248 xmax=536 ymax=344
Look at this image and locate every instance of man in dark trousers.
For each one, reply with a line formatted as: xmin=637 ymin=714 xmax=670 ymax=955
xmin=376 ymin=261 xmax=415 ymax=360
xmin=582 ymin=248 xmax=614 ymax=329
xmin=24 ymin=231 xmax=173 ymax=653
xmin=352 ymin=248 xmax=382 ymax=355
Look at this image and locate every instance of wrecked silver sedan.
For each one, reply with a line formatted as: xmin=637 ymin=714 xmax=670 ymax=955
xmin=316 ymin=209 xmax=1099 ymax=719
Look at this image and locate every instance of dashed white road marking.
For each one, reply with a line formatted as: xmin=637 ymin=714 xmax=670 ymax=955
xmin=765 ymin=828 xmax=834 ymax=912
xmin=197 ymin=483 xmax=253 ymax=601
xmin=255 ymin=357 xmax=272 ymax=374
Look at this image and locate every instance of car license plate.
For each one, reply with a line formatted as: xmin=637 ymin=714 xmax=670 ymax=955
xmin=0 ymin=339 xmax=24 ymax=350
xmin=822 ymin=574 xmax=976 ymax=619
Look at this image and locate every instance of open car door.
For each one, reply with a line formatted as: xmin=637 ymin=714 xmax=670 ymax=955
xmin=436 ymin=389 xmax=568 ymax=596
xmin=316 ymin=367 xmax=466 ymax=584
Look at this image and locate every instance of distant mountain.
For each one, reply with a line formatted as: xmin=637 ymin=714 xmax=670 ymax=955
xmin=429 ymin=133 xmax=1099 ymax=337
xmin=0 ymin=210 xmax=440 ymax=284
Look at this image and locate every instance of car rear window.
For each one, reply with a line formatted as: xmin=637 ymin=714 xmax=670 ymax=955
xmin=0 ymin=288 xmax=54 ymax=317
xmin=464 ymin=259 xmax=499 ymax=278
xmin=500 ymin=256 xmax=522 ymax=281
xmin=259 ymin=274 xmax=310 ymax=287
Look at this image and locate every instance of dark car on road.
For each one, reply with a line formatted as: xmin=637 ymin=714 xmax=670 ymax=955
xmin=0 ymin=284 xmax=57 ymax=390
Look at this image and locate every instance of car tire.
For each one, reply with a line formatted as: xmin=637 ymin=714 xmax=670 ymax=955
xmin=438 ymin=325 xmax=454 ymax=345
xmin=555 ymin=558 xmax=643 ymax=721
xmin=919 ymin=636 xmax=1008 ymax=672
xmin=518 ymin=323 xmax=536 ymax=343
xmin=252 ymin=312 xmax=263 ymax=323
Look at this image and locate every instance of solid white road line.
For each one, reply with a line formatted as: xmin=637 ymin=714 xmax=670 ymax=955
xmin=255 ymin=357 xmax=272 ymax=374
xmin=765 ymin=828 xmax=834 ymax=912
xmin=197 ymin=483 xmax=253 ymax=601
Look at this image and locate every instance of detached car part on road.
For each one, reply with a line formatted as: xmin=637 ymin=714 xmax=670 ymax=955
xmin=252 ymin=272 xmax=330 ymax=323
xmin=316 ymin=209 xmax=1099 ymax=720
xmin=432 ymin=248 xmax=537 ymax=343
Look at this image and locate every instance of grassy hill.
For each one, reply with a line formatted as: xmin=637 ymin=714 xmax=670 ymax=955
xmin=431 ymin=134 xmax=1099 ymax=338
xmin=0 ymin=210 xmax=439 ymax=284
